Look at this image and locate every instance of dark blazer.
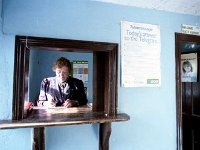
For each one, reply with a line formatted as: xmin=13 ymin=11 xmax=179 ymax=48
xmin=38 ymin=76 xmax=87 ymax=106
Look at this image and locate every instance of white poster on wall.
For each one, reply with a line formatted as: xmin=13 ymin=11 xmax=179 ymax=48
xmin=181 ymin=53 xmax=197 ymax=82
xmin=121 ymin=21 xmax=161 ymax=87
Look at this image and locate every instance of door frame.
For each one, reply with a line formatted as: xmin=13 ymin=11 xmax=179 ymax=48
xmin=175 ymin=33 xmax=183 ymax=150
xmin=175 ymin=33 xmax=200 ymax=150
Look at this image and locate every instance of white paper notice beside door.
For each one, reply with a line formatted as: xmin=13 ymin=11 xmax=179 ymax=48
xmin=121 ymin=21 xmax=161 ymax=87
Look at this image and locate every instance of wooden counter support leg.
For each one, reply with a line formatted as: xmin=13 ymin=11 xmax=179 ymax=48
xmin=33 ymin=127 xmax=45 ymax=150
xmin=99 ymin=123 xmax=111 ymax=150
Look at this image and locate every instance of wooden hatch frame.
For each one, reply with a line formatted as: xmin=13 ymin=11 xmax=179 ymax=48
xmin=9 ymin=35 xmax=129 ymax=150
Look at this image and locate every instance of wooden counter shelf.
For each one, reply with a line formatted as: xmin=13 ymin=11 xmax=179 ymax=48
xmin=0 ymin=107 xmax=130 ymax=129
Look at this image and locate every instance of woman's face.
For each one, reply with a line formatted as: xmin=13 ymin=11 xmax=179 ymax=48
xmin=55 ymin=66 xmax=69 ymax=83
xmin=184 ymin=65 xmax=192 ymax=73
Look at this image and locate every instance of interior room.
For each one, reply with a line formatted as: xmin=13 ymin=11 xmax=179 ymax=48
xmin=1 ymin=0 xmax=200 ymax=150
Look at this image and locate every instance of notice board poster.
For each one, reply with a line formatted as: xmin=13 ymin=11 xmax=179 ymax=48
xmin=73 ymin=61 xmax=88 ymax=83
xmin=121 ymin=21 xmax=161 ymax=87
xmin=181 ymin=53 xmax=197 ymax=82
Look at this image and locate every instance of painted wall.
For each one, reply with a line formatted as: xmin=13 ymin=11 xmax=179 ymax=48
xmin=0 ymin=0 xmax=200 ymax=150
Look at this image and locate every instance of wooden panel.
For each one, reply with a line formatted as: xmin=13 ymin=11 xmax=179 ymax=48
xmin=0 ymin=108 xmax=129 ymax=129
xmin=176 ymin=33 xmax=200 ymax=150
xmin=13 ymin=35 xmax=119 ymax=120
xmin=99 ymin=123 xmax=111 ymax=150
xmin=192 ymin=83 xmax=200 ymax=115
xmin=12 ymin=35 xmax=127 ymax=150
xmin=33 ymin=127 xmax=45 ymax=150
xmin=92 ymin=52 xmax=106 ymax=112
xmin=182 ymin=114 xmax=192 ymax=150
xmin=193 ymin=123 xmax=200 ymax=150
xmin=182 ymin=82 xmax=192 ymax=114
xmin=182 ymin=82 xmax=200 ymax=116
xmin=175 ymin=33 xmax=183 ymax=150
xmin=183 ymin=114 xmax=200 ymax=150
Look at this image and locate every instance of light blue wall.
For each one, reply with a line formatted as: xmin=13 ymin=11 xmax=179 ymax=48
xmin=0 ymin=0 xmax=200 ymax=150
xmin=0 ymin=0 xmax=14 ymax=120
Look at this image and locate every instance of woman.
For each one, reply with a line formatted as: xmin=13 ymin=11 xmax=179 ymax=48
xmin=182 ymin=60 xmax=197 ymax=82
xmin=37 ymin=57 xmax=87 ymax=107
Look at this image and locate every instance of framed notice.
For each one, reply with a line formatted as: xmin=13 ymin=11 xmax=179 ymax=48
xmin=181 ymin=53 xmax=197 ymax=82
xmin=73 ymin=61 xmax=88 ymax=83
xmin=121 ymin=21 xmax=161 ymax=87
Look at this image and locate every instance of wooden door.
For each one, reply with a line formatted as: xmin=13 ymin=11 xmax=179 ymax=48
xmin=182 ymin=82 xmax=200 ymax=150
xmin=176 ymin=33 xmax=200 ymax=150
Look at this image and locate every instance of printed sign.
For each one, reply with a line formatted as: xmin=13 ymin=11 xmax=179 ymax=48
xmin=121 ymin=21 xmax=161 ymax=87
xmin=181 ymin=24 xmax=200 ymax=35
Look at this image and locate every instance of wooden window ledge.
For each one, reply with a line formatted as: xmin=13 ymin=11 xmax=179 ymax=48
xmin=0 ymin=107 xmax=130 ymax=129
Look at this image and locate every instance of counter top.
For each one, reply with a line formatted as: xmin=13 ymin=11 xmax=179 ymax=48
xmin=0 ymin=106 xmax=130 ymax=129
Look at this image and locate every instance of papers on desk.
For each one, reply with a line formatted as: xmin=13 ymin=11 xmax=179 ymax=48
xmin=33 ymin=105 xmax=92 ymax=114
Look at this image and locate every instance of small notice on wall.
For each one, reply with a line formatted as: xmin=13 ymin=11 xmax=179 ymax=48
xmin=121 ymin=21 xmax=161 ymax=87
xmin=181 ymin=53 xmax=197 ymax=82
xmin=73 ymin=61 xmax=88 ymax=83
xmin=181 ymin=24 xmax=200 ymax=35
